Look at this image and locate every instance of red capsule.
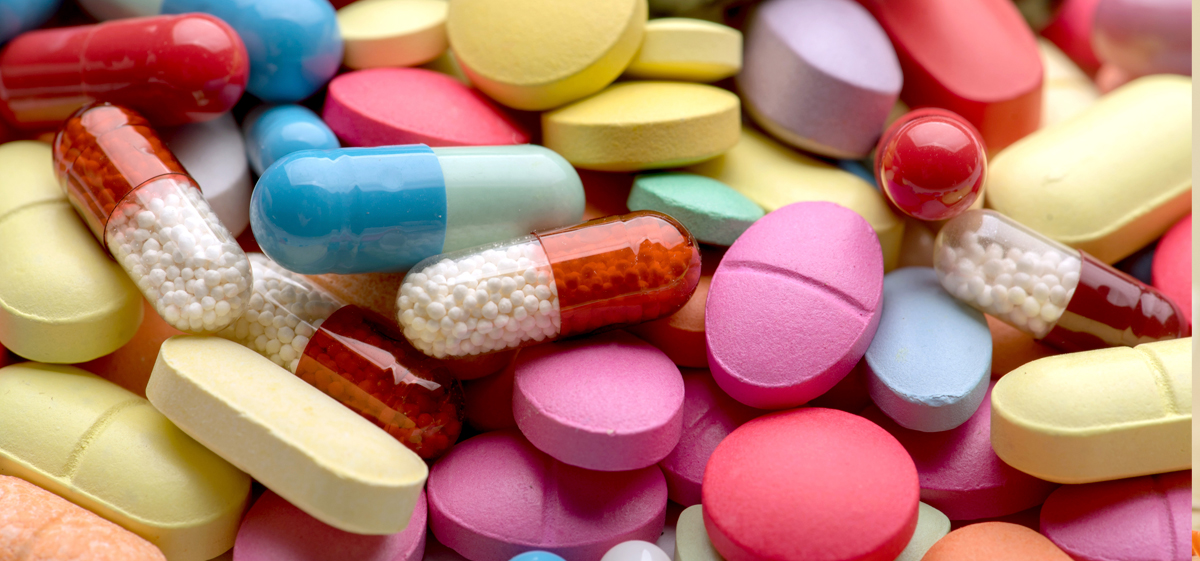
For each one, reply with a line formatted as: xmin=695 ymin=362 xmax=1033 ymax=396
xmin=0 ymin=14 xmax=248 ymax=130
xmin=876 ymin=108 xmax=987 ymax=221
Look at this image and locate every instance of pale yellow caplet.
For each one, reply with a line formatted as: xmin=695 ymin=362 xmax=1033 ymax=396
xmin=447 ymin=0 xmax=647 ymax=110
xmin=895 ymin=503 xmax=951 ymax=561
xmin=1037 ymin=39 xmax=1099 ymax=128
xmin=0 ymin=363 xmax=250 ymax=561
xmin=991 ymin=338 xmax=1192 ymax=484
xmin=339 ymin=0 xmax=448 ymax=69
xmin=542 ymin=81 xmax=740 ymax=171
xmin=624 ymin=18 xmax=742 ymax=82
xmin=687 ymin=127 xmax=904 ymax=271
xmin=147 ymin=336 xmax=428 ymax=535
xmin=986 ymin=75 xmax=1191 ymax=264
xmin=674 ymin=505 xmax=723 ymax=561
xmin=0 ymin=141 xmax=142 ymax=363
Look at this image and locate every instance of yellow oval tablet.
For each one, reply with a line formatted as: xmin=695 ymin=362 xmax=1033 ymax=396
xmin=147 ymin=336 xmax=427 ymax=535
xmin=0 ymin=363 xmax=250 ymax=561
xmin=0 ymin=141 xmax=142 ymax=363
xmin=624 ymin=18 xmax=742 ymax=82
xmin=542 ymin=81 xmax=740 ymax=171
xmin=1038 ymin=39 xmax=1099 ymax=128
xmin=986 ymin=75 xmax=1191 ymax=263
xmin=991 ymin=338 xmax=1191 ymax=484
xmin=687 ymin=127 xmax=904 ymax=270
xmin=339 ymin=0 xmax=448 ymax=69
xmin=447 ymin=0 xmax=647 ymax=110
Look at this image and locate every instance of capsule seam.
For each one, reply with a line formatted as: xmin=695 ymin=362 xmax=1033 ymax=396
xmin=59 ymin=398 xmax=148 ymax=480
xmin=720 ymin=260 xmax=873 ymax=314
xmin=1133 ymin=346 xmax=1181 ymax=417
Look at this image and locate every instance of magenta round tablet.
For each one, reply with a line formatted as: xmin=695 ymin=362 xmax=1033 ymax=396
xmin=706 ymin=201 xmax=884 ymax=409
xmin=428 ymin=430 xmax=667 ymax=561
xmin=862 ymin=382 xmax=1058 ymax=521
xmin=703 ymin=408 xmax=919 ymax=561
xmin=323 ymin=67 xmax=530 ymax=147
xmin=233 ymin=489 xmax=427 ymax=561
xmin=658 ymin=370 xmax=759 ymax=507
xmin=1040 ymin=471 xmax=1190 ymax=561
xmin=513 ymin=331 xmax=685 ymax=472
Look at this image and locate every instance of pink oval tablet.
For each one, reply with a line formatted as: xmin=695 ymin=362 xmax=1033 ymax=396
xmin=703 ymin=408 xmax=919 ymax=561
xmin=1040 ymin=471 xmax=1191 ymax=561
xmin=1153 ymin=214 xmax=1191 ymax=325
xmin=862 ymin=382 xmax=1059 ymax=521
xmin=323 ymin=67 xmax=530 ymax=147
xmin=233 ymin=489 xmax=427 ymax=561
xmin=428 ymin=430 xmax=667 ymax=561
xmin=513 ymin=331 xmax=685 ymax=471
xmin=706 ymin=201 xmax=884 ymax=409
xmin=658 ymin=370 xmax=759 ymax=507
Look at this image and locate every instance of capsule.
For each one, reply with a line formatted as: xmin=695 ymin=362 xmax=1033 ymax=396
xmin=242 ymin=104 xmax=340 ymax=176
xmin=53 ymin=104 xmax=253 ymax=334
xmin=218 ymin=254 xmax=464 ymax=459
xmin=251 ymin=144 xmax=586 ymax=274
xmin=0 ymin=14 xmax=248 ymax=130
xmin=934 ymin=210 xmax=1189 ymax=352
xmin=875 ymin=107 xmax=986 ymax=222
xmin=398 ymin=211 xmax=702 ymax=358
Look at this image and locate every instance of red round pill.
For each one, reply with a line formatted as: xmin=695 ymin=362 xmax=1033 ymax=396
xmin=875 ymin=108 xmax=986 ymax=221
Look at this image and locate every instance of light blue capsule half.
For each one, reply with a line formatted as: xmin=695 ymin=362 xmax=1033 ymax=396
xmin=510 ymin=552 xmax=567 ymax=561
xmin=865 ymin=266 xmax=991 ymax=432
xmin=243 ymin=104 xmax=340 ymax=175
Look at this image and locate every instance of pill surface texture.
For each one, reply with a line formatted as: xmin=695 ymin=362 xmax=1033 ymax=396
xmin=0 ymin=475 xmax=167 ymax=561
xmin=703 ymin=408 xmax=919 ymax=561
xmin=542 ymin=82 xmax=740 ymax=172
xmin=706 ymin=201 xmax=884 ymax=409
xmin=447 ymin=0 xmax=647 ymax=110
xmin=739 ymin=0 xmax=901 ymax=159
xmin=427 ymin=430 xmax=667 ymax=561
xmin=990 ymin=338 xmax=1192 ymax=484
xmin=673 ymin=506 xmax=723 ymax=561
xmin=513 ymin=331 xmax=685 ymax=471
xmin=628 ymin=173 xmax=763 ymax=246
xmin=922 ymin=522 xmax=1071 ymax=560
xmin=624 ymin=18 xmax=742 ymax=82
xmin=0 ymin=363 xmax=250 ymax=561
xmin=338 ymin=0 xmax=448 ymax=69
xmin=147 ymin=336 xmax=428 ymax=535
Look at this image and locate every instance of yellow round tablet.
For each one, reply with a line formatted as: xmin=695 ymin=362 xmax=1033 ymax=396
xmin=624 ymin=18 xmax=742 ymax=82
xmin=339 ymin=0 xmax=449 ymax=69
xmin=542 ymin=81 xmax=740 ymax=171
xmin=447 ymin=0 xmax=647 ymax=110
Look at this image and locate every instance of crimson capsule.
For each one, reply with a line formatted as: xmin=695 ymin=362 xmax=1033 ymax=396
xmin=876 ymin=108 xmax=987 ymax=221
xmin=0 ymin=14 xmax=248 ymax=130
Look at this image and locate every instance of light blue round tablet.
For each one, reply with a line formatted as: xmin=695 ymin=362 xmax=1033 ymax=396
xmin=865 ymin=267 xmax=990 ymax=432
xmin=628 ymin=172 xmax=764 ymax=246
xmin=510 ymin=552 xmax=567 ymax=561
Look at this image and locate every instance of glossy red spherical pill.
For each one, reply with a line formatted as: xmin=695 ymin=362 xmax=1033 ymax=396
xmin=875 ymin=108 xmax=986 ymax=221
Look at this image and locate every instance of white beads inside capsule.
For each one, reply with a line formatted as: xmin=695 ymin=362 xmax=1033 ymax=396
xmin=106 ymin=177 xmax=252 ymax=334
xmin=397 ymin=236 xmax=562 ymax=358
xmin=934 ymin=210 xmax=1082 ymax=338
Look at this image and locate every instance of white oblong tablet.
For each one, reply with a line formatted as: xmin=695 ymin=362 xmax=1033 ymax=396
xmin=339 ymin=0 xmax=449 ymax=69
xmin=146 ymin=336 xmax=428 ymax=535
xmin=162 ymin=114 xmax=253 ymax=237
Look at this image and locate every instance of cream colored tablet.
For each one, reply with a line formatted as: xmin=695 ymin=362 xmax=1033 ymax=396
xmin=895 ymin=503 xmax=951 ymax=561
xmin=339 ymin=0 xmax=448 ymax=69
xmin=0 ymin=363 xmax=249 ymax=561
xmin=991 ymin=338 xmax=1191 ymax=484
xmin=542 ymin=81 xmax=739 ymax=171
xmin=986 ymin=75 xmax=1191 ymax=264
xmin=674 ymin=505 xmax=723 ymax=561
xmin=687 ymin=127 xmax=903 ymax=271
xmin=624 ymin=18 xmax=742 ymax=82
xmin=0 ymin=141 xmax=142 ymax=363
xmin=447 ymin=0 xmax=647 ymax=110
xmin=147 ymin=336 xmax=427 ymax=535
xmin=1038 ymin=39 xmax=1099 ymax=128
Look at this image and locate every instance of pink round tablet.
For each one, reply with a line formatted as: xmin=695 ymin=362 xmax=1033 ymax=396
xmin=1153 ymin=214 xmax=1191 ymax=325
xmin=233 ymin=489 xmax=427 ymax=561
xmin=428 ymin=430 xmax=667 ymax=561
xmin=323 ymin=67 xmax=530 ymax=147
xmin=862 ymin=382 xmax=1058 ymax=521
xmin=1040 ymin=471 xmax=1190 ymax=561
xmin=513 ymin=331 xmax=685 ymax=472
xmin=658 ymin=370 xmax=759 ymax=507
xmin=703 ymin=408 xmax=918 ymax=561
xmin=706 ymin=201 xmax=884 ymax=409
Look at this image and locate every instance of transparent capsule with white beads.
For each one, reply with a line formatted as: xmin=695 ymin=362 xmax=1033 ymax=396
xmin=934 ymin=210 xmax=1189 ymax=352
